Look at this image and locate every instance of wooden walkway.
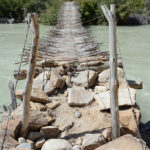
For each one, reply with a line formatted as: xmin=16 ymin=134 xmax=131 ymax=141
xmin=24 ymin=1 xmax=102 ymax=63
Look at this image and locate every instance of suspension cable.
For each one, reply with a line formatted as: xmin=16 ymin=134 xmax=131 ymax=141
xmin=14 ymin=19 xmax=31 ymax=91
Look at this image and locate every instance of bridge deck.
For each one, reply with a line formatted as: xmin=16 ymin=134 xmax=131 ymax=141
xmin=23 ymin=1 xmax=104 ymax=63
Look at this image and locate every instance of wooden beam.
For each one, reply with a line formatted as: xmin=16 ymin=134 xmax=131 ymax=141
xmin=21 ymin=13 xmax=39 ymax=137
xmin=101 ymin=4 xmax=120 ymax=139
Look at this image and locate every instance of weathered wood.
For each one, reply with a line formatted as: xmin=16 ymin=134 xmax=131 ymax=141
xmin=101 ymin=4 xmax=120 ymax=139
xmin=2 ymin=105 xmax=8 ymax=112
xmin=8 ymin=81 xmax=17 ymax=110
xmin=21 ymin=13 xmax=39 ymax=137
xmin=77 ymin=59 xmax=123 ymax=73
xmin=23 ymin=2 xmax=102 ymax=63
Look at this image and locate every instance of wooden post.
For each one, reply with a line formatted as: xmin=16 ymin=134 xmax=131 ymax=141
xmin=8 ymin=81 xmax=17 ymax=110
xmin=21 ymin=13 xmax=39 ymax=137
xmin=101 ymin=4 xmax=120 ymax=139
xmin=2 ymin=105 xmax=8 ymax=112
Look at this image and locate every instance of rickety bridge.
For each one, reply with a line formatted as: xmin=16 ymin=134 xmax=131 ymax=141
xmin=23 ymin=1 xmax=105 ymax=63
xmin=0 ymin=2 xmax=145 ymax=149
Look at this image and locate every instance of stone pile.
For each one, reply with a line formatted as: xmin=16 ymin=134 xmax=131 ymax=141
xmin=0 ymin=64 xmax=143 ymax=150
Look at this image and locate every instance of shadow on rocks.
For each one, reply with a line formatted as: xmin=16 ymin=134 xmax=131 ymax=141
xmin=139 ymin=121 xmax=150 ymax=148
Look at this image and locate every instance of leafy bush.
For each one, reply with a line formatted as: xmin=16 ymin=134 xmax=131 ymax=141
xmin=0 ymin=0 xmax=24 ymax=22
xmin=77 ymin=0 xmax=144 ymax=25
xmin=39 ymin=0 xmax=63 ymax=25
xmin=0 ymin=0 xmax=145 ymax=25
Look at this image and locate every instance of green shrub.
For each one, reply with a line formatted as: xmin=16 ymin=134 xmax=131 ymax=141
xmin=0 ymin=0 xmax=24 ymax=21
xmin=0 ymin=0 xmax=145 ymax=25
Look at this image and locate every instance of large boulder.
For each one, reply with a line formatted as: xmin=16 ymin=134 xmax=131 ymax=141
xmin=71 ymin=70 xmax=97 ymax=88
xmin=95 ymin=134 xmax=149 ymax=150
xmin=68 ymin=85 xmax=94 ymax=107
xmin=94 ymin=87 xmax=136 ymax=110
xmin=41 ymin=139 xmax=72 ymax=150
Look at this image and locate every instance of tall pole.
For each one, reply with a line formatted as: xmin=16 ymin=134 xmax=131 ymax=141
xmin=101 ymin=4 xmax=120 ymax=139
xmin=21 ymin=13 xmax=39 ymax=137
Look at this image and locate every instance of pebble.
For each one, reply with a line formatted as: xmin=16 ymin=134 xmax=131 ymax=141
xmin=18 ymin=137 xmax=26 ymax=144
xmin=75 ymin=111 xmax=81 ymax=118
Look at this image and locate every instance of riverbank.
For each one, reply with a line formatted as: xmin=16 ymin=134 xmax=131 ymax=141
xmin=1 ymin=13 xmax=150 ymax=25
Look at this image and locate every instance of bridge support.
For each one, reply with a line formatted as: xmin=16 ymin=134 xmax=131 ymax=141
xmin=21 ymin=13 xmax=39 ymax=137
xmin=101 ymin=4 xmax=120 ymax=139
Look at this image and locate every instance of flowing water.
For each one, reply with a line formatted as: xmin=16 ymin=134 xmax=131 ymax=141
xmin=0 ymin=24 xmax=150 ymax=123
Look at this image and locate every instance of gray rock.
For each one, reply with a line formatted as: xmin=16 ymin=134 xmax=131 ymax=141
xmin=16 ymin=143 xmax=33 ymax=149
xmin=29 ymin=109 xmax=53 ymax=130
xmin=28 ymin=132 xmax=43 ymax=141
xmin=50 ymin=69 xmax=65 ymax=89
xmin=98 ymin=67 xmax=124 ymax=83
xmin=74 ymin=111 xmax=81 ymax=118
xmin=72 ymin=145 xmax=81 ymax=150
xmin=94 ymin=87 xmax=136 ymax=110
xmin=32 ymin=79 xmax=55 ymax=95
xmin=41 ymin=139 xmax=72 ymax=150
xmin=41 ymin=126 xmax=61 ymax=139
xmin=68 ymin=85 xmax=94 ymax=107
xmin=71 ymin=70 xmax=97 ymax=88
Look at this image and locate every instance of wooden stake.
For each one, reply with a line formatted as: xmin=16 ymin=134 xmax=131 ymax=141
xmin=101 ymin=4 xmax=120 ymax=139
xmin=21 ymin=13 xmax=39 ymax=137
xmin=8 ymin=81 xmax=17 ymax=110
